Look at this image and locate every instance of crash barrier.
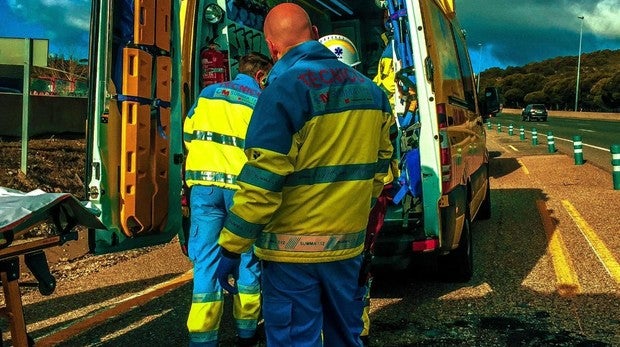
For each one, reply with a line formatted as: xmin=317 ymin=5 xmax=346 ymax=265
xmin=0 ymin=94 xmax=87 ymax=137
xmin=547 ymin=132 xmax=555 ymax=153
xmin=573 ymin=135 xmax=584 ymax=165
xmin=519 ymin=126 xmax=525 ymax=141
xmin=508 ymin=124 xmax=513 ymax=136
xmin=611 ymin=144 xmax=620 ymax=190
xmin=0 ymin=187 xmax=105 ymax=346
xmin=532 ymin=128 xmax=538 ymax=145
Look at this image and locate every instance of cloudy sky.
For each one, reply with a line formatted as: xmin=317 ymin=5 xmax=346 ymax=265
xmin=457 ymin=0 xmax=620 ymax=71
xmin=1 ymin=0 xmax=619 ymax=71
xmin=1 ymin=0 xmax=91 ymax=59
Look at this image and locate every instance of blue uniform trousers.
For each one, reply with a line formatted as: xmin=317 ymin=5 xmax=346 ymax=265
xmin=187 ymin=185 xmax=261 ymax=346
xmin=261 ymin=256 xmax=365 ymax=347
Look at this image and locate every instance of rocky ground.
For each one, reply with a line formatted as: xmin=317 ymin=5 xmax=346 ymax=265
xmin=0 ymin=135 xmax=87 ymax=200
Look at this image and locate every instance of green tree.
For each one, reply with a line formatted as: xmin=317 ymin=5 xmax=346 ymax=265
xmin=601 ymin=71 xmax=620 ymax=110
xmin=524 ymin=91 xmax=549 ymax=105
xmin=503 ymin=88 xmax=525 ymax=108
xmin=31 ymin=55 xmax=88 ymax=95
xmin=456 ymin=49 xmax=619 ymax=111
xmin=590 ymin=77 xmax=611 ymax=111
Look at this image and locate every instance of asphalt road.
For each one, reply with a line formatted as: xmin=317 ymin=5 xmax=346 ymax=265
xmin=493 ymin=112 xmax=620 ymax=172
xmin=4 ymin=130 xmax=620 ymax=346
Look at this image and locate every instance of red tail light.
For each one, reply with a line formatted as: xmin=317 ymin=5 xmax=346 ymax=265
xmin=437 ymin=103 xmax=451 ymax=192
xmin=412 ymin=238 xmax=439 ymax=252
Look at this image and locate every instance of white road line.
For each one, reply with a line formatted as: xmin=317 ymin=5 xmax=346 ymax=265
xmin=553 ymin=136 xmax=609 ymax=151
xmin=523 ymin=131 xmax=610 ymax=152
xmin=579 ymin=129 xmax=595 ymax=133
xmin=509 ymin=145 xmax=519 ymax=152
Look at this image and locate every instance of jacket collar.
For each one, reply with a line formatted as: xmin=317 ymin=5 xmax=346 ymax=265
xmin=265 ymin=41 xmax=338 ymax=86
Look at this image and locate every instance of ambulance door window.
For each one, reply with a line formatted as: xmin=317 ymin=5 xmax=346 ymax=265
xmin=452 ymin=24 xmax=476 ymax=112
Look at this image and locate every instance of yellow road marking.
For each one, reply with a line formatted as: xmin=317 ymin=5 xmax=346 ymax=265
xmin=517 ymin=158 xmax=529 ymax=175
xmin=536 ymin=200 xmax=581 ymax=296
xmin=562 ymin=200 xmax=620 ymax=284
xmin=36 ymin=270 xmax=194 ymax=346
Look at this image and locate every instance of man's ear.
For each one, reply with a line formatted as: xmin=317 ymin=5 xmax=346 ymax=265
xmin=254 ymin=69 xmax=267 ymax=87
xmin=311 ymin=25 xmax=319 ymax=40
xmin=266 ymin=39 xmax=278 ymax=62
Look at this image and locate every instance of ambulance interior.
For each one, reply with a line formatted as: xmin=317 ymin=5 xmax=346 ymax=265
xmin=184 ymin=1 xmax=389 ymax=101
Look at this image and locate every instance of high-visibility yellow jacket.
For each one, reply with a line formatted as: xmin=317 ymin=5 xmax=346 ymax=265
xmin=373 ymin=41 xmax=399 ymax=185
xmin=219 ymin=41 xmax=394 ymax=263
xmin=183 ymin=74 xmax=261 ymax=190
xmin=373 ymin=41 xmax=396 ymax=106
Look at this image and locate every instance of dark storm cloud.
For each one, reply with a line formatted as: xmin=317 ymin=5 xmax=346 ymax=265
xmin=6 ymin=0 xmax=91 ymax=58
xmin=456 ymin=0 xmax=620 ymax=69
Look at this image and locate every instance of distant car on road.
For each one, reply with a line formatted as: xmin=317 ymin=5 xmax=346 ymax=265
xmin=521 ymin=104 xmax=548 ymax=121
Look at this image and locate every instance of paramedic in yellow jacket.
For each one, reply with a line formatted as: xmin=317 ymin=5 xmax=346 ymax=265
xmin=183 ymin=52 xmax=272 ymax=347
xmin=215 ymin=3 xmax=393 ymax=347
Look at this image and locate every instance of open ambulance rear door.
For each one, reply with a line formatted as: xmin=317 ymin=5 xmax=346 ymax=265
xmin=86 ymin=0 xmax=184 ymax=253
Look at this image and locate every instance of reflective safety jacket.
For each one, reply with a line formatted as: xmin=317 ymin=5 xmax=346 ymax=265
xmin=183 ymin=74 xmax=261 ymax=190
xmin=372 ymin=41 xmax=396 ymax=105
xmin=373 ymin=41 xmax=399 ymax=185
xmin=219 ymin=41 xmax=394 ymax=263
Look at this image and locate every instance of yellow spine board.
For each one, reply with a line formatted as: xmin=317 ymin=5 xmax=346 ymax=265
xmin=122 ymin=48 xmax=152 ymax=98
xmin=118 ymin=1 xmax=172 ymax=236
xmin=120 ymin=102 xmax=154 ymax=234
xmin=120 ymin=48 xmax=154 ymax=235
xmin=150 ymin=55 xmax=172 ymax=230
xmin=134 ymin=0 xmax=156 ymax=46
xmin=155 ymin=0 xmax=171 ymax=51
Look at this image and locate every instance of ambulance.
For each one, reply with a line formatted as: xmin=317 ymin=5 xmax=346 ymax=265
xmin=87 ymin=0 xmax=490 ymax=281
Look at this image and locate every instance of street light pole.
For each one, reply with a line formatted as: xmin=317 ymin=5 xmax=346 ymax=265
xmin=574 ymin=16 xmax=584 ymax=112
xmin=476 ymin=43 xmax=483 ymax=93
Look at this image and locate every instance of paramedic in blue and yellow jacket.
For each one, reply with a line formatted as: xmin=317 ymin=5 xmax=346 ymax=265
xmin=183 ymin=52 xmax=273 ymax=347
xmin=215 ymin=3 xmax=393 ymax=347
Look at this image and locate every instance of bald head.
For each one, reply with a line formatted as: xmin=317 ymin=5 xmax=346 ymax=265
xmin=263 ymin=3 xmax=319 ymax=61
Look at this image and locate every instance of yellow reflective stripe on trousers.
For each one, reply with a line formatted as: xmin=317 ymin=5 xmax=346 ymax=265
xmin=233 ymin=292 xmax=261 ymax=331
xmin=187 ymin=300 xmax=223 ymax=343
xmin=256 ymin=230 xmax=365 ymax=252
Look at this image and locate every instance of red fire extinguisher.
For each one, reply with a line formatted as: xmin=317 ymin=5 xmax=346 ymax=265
xmin=200 ymin=42 xmax=230 ymax=88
